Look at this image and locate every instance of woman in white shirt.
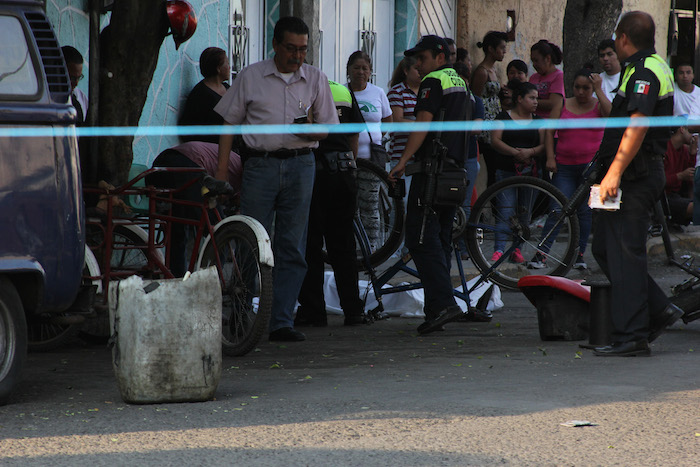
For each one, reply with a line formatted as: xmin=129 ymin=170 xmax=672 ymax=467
xmin=346 ymin=50 xmax=393 ymax=158
xmin=346 ymin=50 xmax=393 ymax=251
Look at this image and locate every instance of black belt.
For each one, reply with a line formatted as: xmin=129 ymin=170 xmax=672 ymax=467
xmin=247 ymin=148 xmax=312 ymax=159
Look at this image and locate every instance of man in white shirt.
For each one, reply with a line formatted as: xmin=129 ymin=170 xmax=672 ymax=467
xmin=597 ymin=39 xmax=621 ymax=101
xmin=673 ymin=63 xmax=700 ymax=120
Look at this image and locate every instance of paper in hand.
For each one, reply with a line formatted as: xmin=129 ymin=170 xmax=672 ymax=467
xmin=589 ymin=184 xmax=621 ymax=211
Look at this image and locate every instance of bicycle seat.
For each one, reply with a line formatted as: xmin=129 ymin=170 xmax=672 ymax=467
xmin=202 ymin=175 xmax=234 ymax=197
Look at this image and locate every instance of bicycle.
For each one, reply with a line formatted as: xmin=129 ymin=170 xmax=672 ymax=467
xmin=77 ymin=167 xmax=273 ymax=357
xmin=463 ymin=153 xmax=685 ymax=292
xmin=322 ymin=159 xmax=405 ymax=271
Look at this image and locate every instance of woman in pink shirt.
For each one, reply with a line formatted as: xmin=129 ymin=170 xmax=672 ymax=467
xmin=529 ymin=40 xmax=565 ymax=119
xmin=527 ymin=68 xmax=611 ymax=270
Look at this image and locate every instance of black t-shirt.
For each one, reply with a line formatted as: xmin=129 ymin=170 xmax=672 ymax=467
xmin=179 ymin=80 xmax=230 ymax=144
xmin=414 ymin=66 xmax=469 ymax=163
xmin=491 ymin=110 xmax=542 ymax=172
xmin=318 ymin=92 xmax=364 ymax=154
xmin=598 ymin=49 xmax=674 ymax=159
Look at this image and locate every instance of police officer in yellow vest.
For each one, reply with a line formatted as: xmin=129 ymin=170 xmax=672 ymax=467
xmin=390 ymin=35 xmax=470 ymax=334
xmin=593 ymin=11 xmax=683 ymax=357
xmin=296 ymin=80 xmax=366 ymax=327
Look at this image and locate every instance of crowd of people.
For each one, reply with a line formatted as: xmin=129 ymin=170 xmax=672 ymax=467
xmin=64 ymin=11 xmax=694 ymax=355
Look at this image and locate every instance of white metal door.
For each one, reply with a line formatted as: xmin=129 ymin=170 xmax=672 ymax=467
xmin=229 ymin=0 xmax=264 ymax=80
xmin=418 ymin=0 xmax=455 ymax=39
xmin=374 ymin=0 xmax=393 ymax=89
xmin=320 ymin=0 xmax=339 ymax=82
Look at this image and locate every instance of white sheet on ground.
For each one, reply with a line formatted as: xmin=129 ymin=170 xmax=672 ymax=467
xmin=320 ymin=271 xmax=504 ymax=318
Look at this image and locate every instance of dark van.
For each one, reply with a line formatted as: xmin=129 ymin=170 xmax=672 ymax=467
xmin=0 ymin=0 xmax=84 ymax=404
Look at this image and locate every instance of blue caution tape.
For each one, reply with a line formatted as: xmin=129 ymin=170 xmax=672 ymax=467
xmin=0 ymin=115 xmax=698 ymax=138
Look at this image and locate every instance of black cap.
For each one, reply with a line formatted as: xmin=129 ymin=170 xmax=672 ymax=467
xmin=404 ymin=35 xmax=450 ymax=57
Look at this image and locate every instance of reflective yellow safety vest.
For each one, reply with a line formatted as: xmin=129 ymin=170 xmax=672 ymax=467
xmin=422 ymin=67 xmax=467 ymax=95
xmin=328 ymin=79 xmax=352 ymax=109
xmin=618 ymin=53 xmax=674 ymax=100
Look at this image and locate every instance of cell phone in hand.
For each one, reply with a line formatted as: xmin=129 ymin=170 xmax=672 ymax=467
xmin=293 ymin=115 xmax=308 ymax=124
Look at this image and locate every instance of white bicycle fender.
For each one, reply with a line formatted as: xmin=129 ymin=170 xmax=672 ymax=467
xmin=197 ymin=215 xmax=274 ymax=268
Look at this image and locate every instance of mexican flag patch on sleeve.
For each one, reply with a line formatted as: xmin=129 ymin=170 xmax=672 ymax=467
xmin=633 ymin=80 xmax=651 ymax=95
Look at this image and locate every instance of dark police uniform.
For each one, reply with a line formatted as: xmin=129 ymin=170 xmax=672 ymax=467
xmin=592 ymin=49 xmax=675 ymax=343
xmin=406 ymin=66 xmax=469 ymax=320
xmin=296 ymin=80 xmax=365 ymax=326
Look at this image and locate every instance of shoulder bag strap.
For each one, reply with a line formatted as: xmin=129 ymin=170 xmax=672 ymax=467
xmin=349 ymin=86 xmax=375 ymax=145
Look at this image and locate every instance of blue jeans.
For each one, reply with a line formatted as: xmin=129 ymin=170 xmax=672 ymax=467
xmin=540 ymin=163 xmax=592 ymax=254
xmin=493 ymin=169 xmax=533 ymax=253
xmin=240 ymin=153 xmax=315 ymax=332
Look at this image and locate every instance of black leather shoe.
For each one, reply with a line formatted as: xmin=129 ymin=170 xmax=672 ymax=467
xmin=417 ymin=305 xmax=463 ymax=335
xmin=269 ymin=327 xmax=306 ymax=342
xmin=648 ymin=304 xmax=683 ymax=343
xmin=343 ymin=314 xmax=365 ymax=326
xmin=593 ymin=340 xmax=650 ymax=357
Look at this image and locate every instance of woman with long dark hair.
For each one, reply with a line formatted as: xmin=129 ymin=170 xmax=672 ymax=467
xmin=489 ymin=80 xmax=545 ymax=263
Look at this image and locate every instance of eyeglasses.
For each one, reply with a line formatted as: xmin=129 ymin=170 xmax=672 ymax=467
xmin=281 ymin=43 xmax=308 ymax=54
xmin=69 ymin=73 xmax=84 ymax=83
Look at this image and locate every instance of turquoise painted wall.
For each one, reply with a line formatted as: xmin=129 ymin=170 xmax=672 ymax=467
xmin=47 ymin=0 xmax=229 ymax=166
xmin=394 ymin=0 xmax=418 ymax=68
xmin=47 ymin=1 xmax=420 ymax=164
xmin=265 ymin=0 xmax=279 ymax=59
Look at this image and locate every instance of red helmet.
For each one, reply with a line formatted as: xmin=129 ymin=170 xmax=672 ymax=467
xmin=166 ymin=0 xmax=197 ymax=50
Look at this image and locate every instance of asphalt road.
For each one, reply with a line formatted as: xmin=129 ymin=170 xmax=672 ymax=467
xmin=1 ymin=255 xmax=699 ymax=466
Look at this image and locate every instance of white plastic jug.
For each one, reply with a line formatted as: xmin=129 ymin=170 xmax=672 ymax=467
xmin=109 ymin=268 xmax=222 ymax=403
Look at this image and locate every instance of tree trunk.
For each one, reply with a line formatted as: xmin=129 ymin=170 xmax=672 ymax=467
xmin=563 ymin=0 xmax=623 ymax=96
xmin=97 ymin=0 xmax=169 ymax=185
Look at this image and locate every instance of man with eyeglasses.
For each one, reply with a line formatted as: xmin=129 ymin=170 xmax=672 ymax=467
xmin=215 ymin=16 xmax=338 ymax=342
xmin=61 ymin=46 xmax=87 ymax=124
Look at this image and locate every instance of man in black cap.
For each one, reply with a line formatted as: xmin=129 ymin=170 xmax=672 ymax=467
xmin=592 ymin=11 xmax=683 ymax=356
xmin=389 ymin=35 xmax=471 ymax=334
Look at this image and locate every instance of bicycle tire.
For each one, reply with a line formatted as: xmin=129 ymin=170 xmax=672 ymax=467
xmin=466 ymin=176 xmax=579 ymax=290
xmin=79 ymin=223 xmax=155 ymax=345
xmin=323 ymin=159 xmax=404 ymax=271
xmin=27 ymin=313 xmax=81 ymax=352
xmin=199 ymin=221 xmax=273 ymax=357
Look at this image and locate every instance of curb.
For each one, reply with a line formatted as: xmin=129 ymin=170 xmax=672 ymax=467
xmin=647 ymin=227 xmax=700 ymax=259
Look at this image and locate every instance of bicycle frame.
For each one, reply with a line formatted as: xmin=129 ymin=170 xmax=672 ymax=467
xmin=83 ymin=167 xmax=226 ymax=304
xmin=354 ymin=216 xmax=493 ymax=322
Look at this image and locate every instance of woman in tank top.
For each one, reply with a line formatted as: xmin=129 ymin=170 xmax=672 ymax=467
xmin=527 ymin=67 xmax=611 ymax=270
xmin=471 ymin=31 xmax=509 ymax=187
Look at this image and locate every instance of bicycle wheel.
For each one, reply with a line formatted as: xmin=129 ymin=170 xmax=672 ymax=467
xmin=349 ymin=159 xmax=405 ymax=270
xmin=466 ymin=176 xmax=579 ymax=290
xmin=27 ymin=313 xmax=81 ymax=352
xmin=199 ymin=221 xmax=273 ymax=357
xmin=79 ymin=222 xmax=155 ymax=344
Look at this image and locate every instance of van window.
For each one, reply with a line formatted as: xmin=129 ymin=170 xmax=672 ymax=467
xmin=0 ymin=15 xmax=39 ymax=96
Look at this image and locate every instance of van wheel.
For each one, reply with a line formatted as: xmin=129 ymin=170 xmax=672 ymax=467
xmin=0 ymin=278 xmax=27 ymax=406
